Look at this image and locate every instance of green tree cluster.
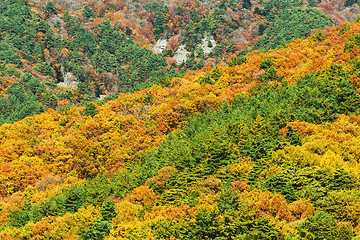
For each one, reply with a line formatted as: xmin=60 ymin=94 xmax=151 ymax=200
xmin=254 ymin=7 xmax=333 ymax=51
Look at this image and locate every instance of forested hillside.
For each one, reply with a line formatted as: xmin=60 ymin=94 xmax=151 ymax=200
xmin=0 ymin=7 xmax=360 ymax=237
xmin=0 ymin=0 xmax=343 ymax=126
xmin=2 ymin=0 xmax=360 ymax=239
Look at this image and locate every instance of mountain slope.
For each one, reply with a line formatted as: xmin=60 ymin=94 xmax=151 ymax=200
xmin=0 ymin=20 xmax=360 ymax=239
xmin=1 ymin=0 xmax=358 ymax=127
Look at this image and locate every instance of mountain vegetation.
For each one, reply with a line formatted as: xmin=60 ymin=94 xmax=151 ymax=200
xmin=1 ymin=0 xmax=360 ymax=239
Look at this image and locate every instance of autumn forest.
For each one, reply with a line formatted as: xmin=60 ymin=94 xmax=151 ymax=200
xmin=1 ymin=0 xmax=360 ymax=239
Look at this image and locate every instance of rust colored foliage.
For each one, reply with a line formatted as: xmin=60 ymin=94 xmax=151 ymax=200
xmin=0 ymin=21 xmax=359 ymax=196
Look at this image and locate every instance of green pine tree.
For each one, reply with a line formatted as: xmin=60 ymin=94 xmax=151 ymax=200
xmin=82 ymin=5 xmax=95 ymax=19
